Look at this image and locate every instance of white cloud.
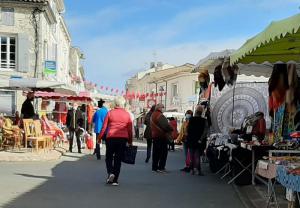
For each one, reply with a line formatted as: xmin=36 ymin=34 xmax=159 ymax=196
xmin=83 ymin=34 xmax=246 ymax=89
xmin=66 ymin=0 xmax=299 ymax=89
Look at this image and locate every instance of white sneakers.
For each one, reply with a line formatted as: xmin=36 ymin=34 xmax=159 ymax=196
xmin=106 ymin=174 xmax=115 ymax=184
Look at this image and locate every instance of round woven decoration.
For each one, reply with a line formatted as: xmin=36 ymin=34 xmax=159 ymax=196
xmin=211 ymin=87 xmax=267 ymax=133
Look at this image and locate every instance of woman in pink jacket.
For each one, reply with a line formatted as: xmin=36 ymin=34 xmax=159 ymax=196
xmin=98 ymin=96 xmax=133 ymax=186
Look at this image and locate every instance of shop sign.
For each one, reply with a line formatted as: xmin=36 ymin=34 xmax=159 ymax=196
xmin=44 ymin=61 xmax=57 ymax=75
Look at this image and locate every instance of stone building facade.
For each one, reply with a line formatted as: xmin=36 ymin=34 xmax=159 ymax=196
xmin=126 ymin=63 xmax=199 ymax=114
xmin=0 ymin=0 xmax=82 ymax=115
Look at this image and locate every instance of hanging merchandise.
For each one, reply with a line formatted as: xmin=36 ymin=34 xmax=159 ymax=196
xmin=274 ymin=104 xmax=285 ymax=143
xmin=54 ymin=102 xmax=67 ymax=124
xmin=198 ymin=69 xmax=210 ymax=90
xmin=221 ymin=58 xmax=231 ymax=84
xmin=268 ymin=63 xmax=289 ymax=117
xmin=285 ymin=63 xmax=299 ymax=113
xmin=227 ymin=64 xmax=238 ymax=86
xmin=214 ymin=64 xmax=226 ymax=91
xmin=87 ymin=104 xmax=94 ymax=125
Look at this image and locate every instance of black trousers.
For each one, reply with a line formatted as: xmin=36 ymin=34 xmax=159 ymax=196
xmin=94 ymin=133 xmax=101 ymax=159
xmin=152 ymin=138 xmax=168 ymax=171
xmin=168 ymin=141 xmax=175 ymax=151
xmin=105 ymin=138 xmax=127 ymax=182
xmin=146 ymin=138 xmax=152 ymax=160
xmin=69 ymin=129 xmax=81 ymax=152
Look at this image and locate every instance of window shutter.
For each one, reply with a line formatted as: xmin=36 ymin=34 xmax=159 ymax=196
xmin=1 ymin=8 xmax=14 ymax=26
xmin=17 ymin=33 xmax=30 ymax=73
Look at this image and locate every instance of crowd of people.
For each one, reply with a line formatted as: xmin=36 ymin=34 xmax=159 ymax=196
xmin=143 ymin=103 xmax=211 ymax=176
xmin=92 ymin=97 xmax=212 ymax=185
xmin=18 ymin=92 xmax=211 ymax=186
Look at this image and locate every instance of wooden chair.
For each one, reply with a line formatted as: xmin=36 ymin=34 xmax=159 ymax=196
xmin=33 ymin=120 xmax=52 ymax=150
xmin=2 ymin=118 xmax=22 ymax=150
xmin=23 ymin=119 xmax=34 ymax=148
xmin=23 ymin=119 xmax=46 ymax=152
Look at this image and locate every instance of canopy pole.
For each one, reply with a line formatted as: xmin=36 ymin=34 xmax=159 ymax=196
xmin=232 ymin=82 xmax=237 ymax=127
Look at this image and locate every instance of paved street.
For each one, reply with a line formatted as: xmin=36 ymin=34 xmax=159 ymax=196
xmin=0 ymin=143 xmax=244 ymax=208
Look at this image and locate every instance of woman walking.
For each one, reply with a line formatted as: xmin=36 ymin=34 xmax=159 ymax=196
xmin=98 ymin=96 xmax=133 ymax=186
xmin=144 ymin=105 xmax=155 ymax=163
xmin=186 ymin=106 xmax=206 ymax=176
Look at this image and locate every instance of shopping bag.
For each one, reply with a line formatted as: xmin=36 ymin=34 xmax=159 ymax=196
xmin=84 ymin=133 xmax=94 ymax=150
xmin=86 ymin=137 xmax=94 ymax=150
xmin=122 ymin=145 xmax=138 ymax=165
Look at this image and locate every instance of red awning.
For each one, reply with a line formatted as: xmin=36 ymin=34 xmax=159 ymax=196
xmin=34 ymin=91 xmax=92 ymax=102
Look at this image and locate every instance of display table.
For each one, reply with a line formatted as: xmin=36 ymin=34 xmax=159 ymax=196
xmin=233 ymin=143 xmax=274 ymax=185
xmin=276 ymin=165 xmax=300 ymax=205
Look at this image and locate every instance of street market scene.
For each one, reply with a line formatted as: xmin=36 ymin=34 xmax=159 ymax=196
xmin=0 ymin=0 xmax=300 ymax=208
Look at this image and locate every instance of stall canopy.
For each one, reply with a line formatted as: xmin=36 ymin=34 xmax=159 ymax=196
xmin=194 ymin=49 xmax=234 ymax=72
xmin=230 ymin=13 xmax=300 ymax=65
xmin=0 ymin=78 xmax=77 ymax=95
xmin=194 ymin=50 xmax=275 ymax=77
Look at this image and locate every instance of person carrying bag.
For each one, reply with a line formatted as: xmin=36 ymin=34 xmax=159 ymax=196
xmin=122 ymin=145 xmax=138 ymax=164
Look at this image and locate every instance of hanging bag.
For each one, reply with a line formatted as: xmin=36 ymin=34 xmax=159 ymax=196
xmin=122 ymin=145 xmax=138 ymax=165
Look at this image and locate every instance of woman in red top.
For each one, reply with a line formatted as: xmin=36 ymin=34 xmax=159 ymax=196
xmin=98 ymin=96 xmax=133 ymax=186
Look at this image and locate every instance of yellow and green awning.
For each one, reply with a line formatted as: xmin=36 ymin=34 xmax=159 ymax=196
xmin=230 ymin=13 xmax=300 ymax=65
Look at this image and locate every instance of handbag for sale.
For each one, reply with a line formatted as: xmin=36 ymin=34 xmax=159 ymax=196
xmin=122 ymin=145 xmax=138 ymax=165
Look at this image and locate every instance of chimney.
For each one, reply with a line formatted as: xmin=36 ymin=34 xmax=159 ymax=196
xmin=157 ymin=62 xmax=163 ymax=69
xmin=150 ymin=62 xmax=156 ymax=69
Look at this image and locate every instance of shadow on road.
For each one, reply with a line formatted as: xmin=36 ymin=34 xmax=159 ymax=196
xmin=2 ymin=146 xmax=244 ymax=208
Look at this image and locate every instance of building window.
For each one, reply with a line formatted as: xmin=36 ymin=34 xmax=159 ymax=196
xmin=0 ymin=36 xmax=16 ymax=70
xmin=1 ymin=8 xmax=14 ymax=26
xmin=172 ymin=84 xmax=178 ymax=97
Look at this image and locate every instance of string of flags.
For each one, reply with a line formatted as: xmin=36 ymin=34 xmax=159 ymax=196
xmin=84 ymin=81 xmax=166 ymax=100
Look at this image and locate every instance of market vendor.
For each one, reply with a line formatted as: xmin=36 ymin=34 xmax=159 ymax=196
xmin=21 ymin=92 xmax=35 ymax=119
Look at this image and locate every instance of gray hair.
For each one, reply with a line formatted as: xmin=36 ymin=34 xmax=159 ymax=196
xmin=114 ymin=96 xmax=126 ymax=108
xmin=155 ymin=103 xmax=164 ymax=111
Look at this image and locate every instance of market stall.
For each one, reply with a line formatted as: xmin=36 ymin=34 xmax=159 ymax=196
xmin=226 ymin=13 xmax=300 ymax=207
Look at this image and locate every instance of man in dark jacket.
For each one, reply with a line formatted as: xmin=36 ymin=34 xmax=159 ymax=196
xmin=144 ymin=105 xmax=155 ymax=163
xmin=21 ymin=92 xmax=35 ymax=119
xmin=150 ymin=103 xmax=173 ymax=173
xmin=66 ymin=103 xmax=84 ymax=153
xmin=187 ymin=105 xmax=206 ymax=175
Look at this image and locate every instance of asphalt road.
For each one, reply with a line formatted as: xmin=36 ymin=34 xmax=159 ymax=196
xmin=0 ymin=142 xmax=244 ymax=208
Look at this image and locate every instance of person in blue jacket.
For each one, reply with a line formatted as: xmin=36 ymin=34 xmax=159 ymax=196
xmin=93 ymin=99 xmax=108 ymax=160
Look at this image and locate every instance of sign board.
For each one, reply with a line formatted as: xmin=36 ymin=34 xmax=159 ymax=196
xmin=44 ymin=61 xmax=57 ymax=75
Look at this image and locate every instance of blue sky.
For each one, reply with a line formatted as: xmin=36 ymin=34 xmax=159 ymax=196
xmin=64 ymin=0 xmax=299 ymax=90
